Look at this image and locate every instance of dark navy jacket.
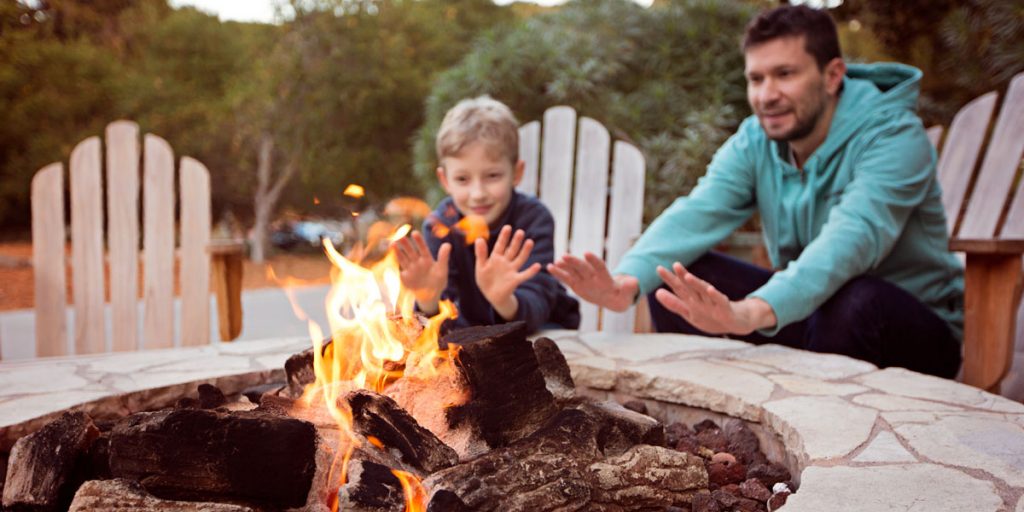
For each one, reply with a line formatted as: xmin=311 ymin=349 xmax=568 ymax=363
xmin=423 ymin=192 xmax=580 ymax=333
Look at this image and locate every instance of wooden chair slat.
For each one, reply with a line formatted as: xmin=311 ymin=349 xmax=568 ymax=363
xmin=105 ymin=121 xmax=140 ymax=352
xmin=518 ymin=121 xmax=540 ymax=196
xmin=569 ymin=117 xmax=611 ymax=332
xmin=70 ymin=137 xmax=107 ymax=354
xmin=143 ymin=134 xmax=176 ymax=349
xmin=937 ymin=92 xmax=997 ymax=235
xmin=31 ymin=163 xmax=67 ymax=357
xmin=539 ymin=106 xmax=577 ymax=260
xmin=602 ymin=141 xmax=646 ymax=334
xmin=959 ymin=74 xmax=1024 ymax=239
xmin=179 ymin=157 xmax=212 ymax=346
xmin=1003 ymin=175 xmax=1024 ymax=239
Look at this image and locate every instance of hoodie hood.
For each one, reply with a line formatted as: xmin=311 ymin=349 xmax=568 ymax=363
xmin=809 ymin=62 xmax=923 ymax=162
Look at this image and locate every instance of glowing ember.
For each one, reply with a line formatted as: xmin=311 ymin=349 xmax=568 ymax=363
xmin=343 ymin=184 xmax=365 ymax=198
xmin=292 ymin=222 xmax=459 ymax=511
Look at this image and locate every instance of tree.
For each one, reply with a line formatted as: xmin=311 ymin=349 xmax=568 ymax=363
xmin=413 ymin=0 xmax=756 ymax=222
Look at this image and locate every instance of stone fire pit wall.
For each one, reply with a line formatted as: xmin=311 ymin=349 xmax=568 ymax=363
xmin=2 ymin=333 xmax=1024 ymax=511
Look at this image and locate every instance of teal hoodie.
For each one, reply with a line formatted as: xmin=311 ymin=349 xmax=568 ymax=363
xmin=615 ymin=63 xmax=964 ymax=340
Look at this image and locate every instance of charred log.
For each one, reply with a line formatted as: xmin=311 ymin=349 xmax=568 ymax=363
xmin=69 ymin=479 xmax=256 ymax=512
xmin=335 ymin=459 xmax=406 ymax=512
xmin=2 ymin=411 xmax=99 ymax=512
xmin=285 ymin=342 xmax=326 ymax=398
xmin=426 ymin=490 xmax=471 ymax=512
xmin=425 ymin=408 xmax=706 ymax=511
xmin=108 ymin=409 xmax=316 ymax=509
xmin=443 ymin=322 xmax=558 ymax=449
xmin=574 ymin=400 xmax=665 ymax=456
xmin=346 ymin=390 xmax=458 ymax=474
xmin=532 ymin=337 xmax=575 ymax=400
xmin=197 ymin=384 xmax=227 ymax=409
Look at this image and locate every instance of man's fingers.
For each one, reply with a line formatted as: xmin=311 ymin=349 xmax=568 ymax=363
xmin=583 ymin=252 xmax=611 ymax=280
xmin=547 ymin=263 xmax=577 ymax=286
xmin=655 ymin=288 xmax=691 ymax=319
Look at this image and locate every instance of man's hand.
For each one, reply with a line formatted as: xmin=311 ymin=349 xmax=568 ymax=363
xmin=654 ymin=262 xmax=776 ymax=335
xmin=547 ymin=252 xmax=638 ymax=312
xmin=392 ymin=231 xmax=451 ymax=314
xmin=475 ymin=225 xmax=542 ymax=321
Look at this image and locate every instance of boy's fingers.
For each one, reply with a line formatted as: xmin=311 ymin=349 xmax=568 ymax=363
xmin=412 ymin=231 xmax=431 ymax=257
xmin=517 ymin=262 xmax=542 ymax=282
xmin=493 ymin=225 xmax=512 ymax=255
xmin=474 ymin=237 xmax=488 ymax=263
xmin=507 ymin=229 xmax=526 ymax=257
xmin=513 ymin=239 xmax=535 ymax=268
xmin=436 ymin=242 xmax=452 ymax=267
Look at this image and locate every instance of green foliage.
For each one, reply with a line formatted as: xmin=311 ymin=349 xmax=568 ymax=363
xmin=413 ymin=0 xmax=755 ymax=222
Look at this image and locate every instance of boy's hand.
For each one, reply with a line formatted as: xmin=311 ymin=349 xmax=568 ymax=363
xmin=547 ymin=252 xmax=638 ymax=312
xmin=393 ymin=231 xmax=451 ymax=314
xmin=474 ymin=225 xmax=542 ymax=321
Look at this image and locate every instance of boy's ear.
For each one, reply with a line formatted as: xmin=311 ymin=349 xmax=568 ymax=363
xmin=512 ymin=159 xmax=525 ymax=186
xmin=436 ymin=166 xmax=450 ymax=192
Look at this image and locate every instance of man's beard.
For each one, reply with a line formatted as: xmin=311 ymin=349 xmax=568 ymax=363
xmin=761 ymin=88 xmax=829 ymax=143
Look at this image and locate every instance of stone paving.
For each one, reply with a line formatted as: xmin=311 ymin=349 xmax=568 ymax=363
xmin=1 ymin=332 xmax=1023 ymax=511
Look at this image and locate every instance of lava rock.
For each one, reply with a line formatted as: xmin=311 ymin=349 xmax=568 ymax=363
xmin=198 ymin=384 xmax=227 ymax=409
xmin=740 ymin=478 xmax=771 ymax=502
xmin=665 ymin=422 xmax=694 ymax=448
xmin=692 ymin=492 xmax=722 ymax=512
xmin=707 ymin=459 xmax=747 ymax=488
xmin=748 ymin=462 xmax=791 ymax=487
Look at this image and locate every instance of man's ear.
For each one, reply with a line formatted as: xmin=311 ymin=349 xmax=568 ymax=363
xmin=824 ymin=57 xmax=846 ymax=96
xmin=512 ymin=159 xmax=525 ymax=186
xmin=436 ymin=166 xmax=450 ymax=192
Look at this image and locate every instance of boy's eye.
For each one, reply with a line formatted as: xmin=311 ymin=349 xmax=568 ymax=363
xmin=454 ymin=176 xmax=468 ymax=184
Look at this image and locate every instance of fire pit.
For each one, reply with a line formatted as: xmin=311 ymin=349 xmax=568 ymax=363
xmin=2 ymin=330 xmax=1023 ymax=511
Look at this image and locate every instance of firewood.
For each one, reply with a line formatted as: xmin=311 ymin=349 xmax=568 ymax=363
xmin=108 ymin=409 xmax=317 ymax=509
xmin=2 ymin=411 xmax=99 ymax=512
xmin=442 ymin=322 xmax=558 ymax=449
xmin=532 ymin=336 xmax=575 ymax=400
xmin=425 ymin=408 xmax=707 ymax=511
xmin=346 ymin=390 xmax=458 ymax=474
xmin=285 ymin=343 xmax=324 ymax=398
xmin=573 ymin=399 xmax=665 ymax=456
xmin=335 ymin=458 xmax=406 ymax=512
xmin=69 ymin=479 xmax=256 ymax=512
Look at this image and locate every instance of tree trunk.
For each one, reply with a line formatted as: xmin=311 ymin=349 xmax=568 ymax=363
xmin=250 ymin=133 xmax=296 ymax=263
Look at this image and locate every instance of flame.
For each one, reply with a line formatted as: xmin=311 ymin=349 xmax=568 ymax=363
xmin=343 ymin=184 xmax=365 ymax=198
xmin=430 ymin=214 xmax=490 ymax=245
xmin=314 ymin=196 xmax=321 ymax=205
xmin=291 ymin=221 xmax=459 ymax=511
xmin=393 ymin=470 xmax=428 ymax=512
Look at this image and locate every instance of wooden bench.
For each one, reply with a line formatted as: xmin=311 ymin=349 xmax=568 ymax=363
xmin=518 ymin=106 xmax=647 ymax=333
xmin=931 ymin=72 xmax=1024 ymax=392
xmin=30 ymin=120 xmax=244 ymax=358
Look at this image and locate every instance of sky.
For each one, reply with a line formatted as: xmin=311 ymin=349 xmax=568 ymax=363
xmin=168 ymin=0 xmax=655 ymax=24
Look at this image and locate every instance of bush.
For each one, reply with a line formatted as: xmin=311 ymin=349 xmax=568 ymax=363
xmin=413 ymin=0 xmax=755 ymax=223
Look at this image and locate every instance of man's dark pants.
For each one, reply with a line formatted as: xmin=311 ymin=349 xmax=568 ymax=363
xmin=646 ymin=252 xmax=962 ymax=378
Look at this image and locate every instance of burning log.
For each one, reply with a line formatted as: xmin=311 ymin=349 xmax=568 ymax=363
xmin=69 ymin=479 xmax=257 ymax=512
xmin=107 ymin=409 xmax=317 ymax=509
xmin=285 ymin=345 xmax=320 ymax=398
xmin=443 ymin=322 xmax=558 ymax=449
xmin=346 ymin=390 xmax=458 ymax=474
xmin=424 ymin=408 xmax=707 ymax=511
xmin=532 ymin=336 xmax=575 ymax=400
xmin=574 ymin=399 xmax=665 ymax=456
xmin=335 ymin=459 xmax=406 ymax=512
xmin=2 ymin=411 xmax=99 ymax=511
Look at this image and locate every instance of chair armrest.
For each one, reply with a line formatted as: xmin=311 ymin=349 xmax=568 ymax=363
xmin=949 ymin=238 xmax=1024 ymax=255
xmin=207 ymin=239 xmax=246 ymax=341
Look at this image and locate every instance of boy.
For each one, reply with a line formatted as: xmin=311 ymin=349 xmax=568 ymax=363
xmin=394 ymin=96 xmax=579 ymax=333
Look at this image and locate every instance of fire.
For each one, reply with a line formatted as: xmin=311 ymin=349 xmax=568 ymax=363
xmin=430 ymin=214 xmax=490 ymax=244
xmin=292 ymin=222 xmax=458 ymax=511
xmin=343 ymin=184 xmax=365 ymax=198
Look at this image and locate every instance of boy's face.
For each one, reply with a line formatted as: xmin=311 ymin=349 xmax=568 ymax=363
xmin=437 ymin=141 xmax=525 ymax=227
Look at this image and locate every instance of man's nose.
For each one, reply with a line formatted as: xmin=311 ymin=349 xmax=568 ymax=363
xmin=755 ymin=79 xmax=781 ymax=107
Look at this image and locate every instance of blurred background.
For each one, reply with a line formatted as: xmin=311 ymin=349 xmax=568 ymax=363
xmin=1 ymin=0 xmax=1021 ymax=308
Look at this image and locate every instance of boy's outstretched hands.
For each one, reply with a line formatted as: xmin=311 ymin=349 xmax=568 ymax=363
xmin=393 ymin=231 xmax=451 ymax=314
xmin=475 ymin=225 xmax=542 ymax=320
xmin=547 ymin=253 xmax=638 ymax=312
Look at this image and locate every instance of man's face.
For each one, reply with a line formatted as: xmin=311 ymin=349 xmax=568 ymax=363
xmin=745 ymin=35 xmax=839 ymax=143
xmin=437 ymin=141 xmax=524 ymax=227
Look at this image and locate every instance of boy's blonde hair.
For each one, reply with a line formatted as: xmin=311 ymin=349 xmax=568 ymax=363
xmin=436 ymin=96 xmax=519 ymax=167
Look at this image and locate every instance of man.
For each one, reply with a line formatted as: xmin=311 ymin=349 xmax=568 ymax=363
xmin=548 ymin=5 xmax=963 ymax=378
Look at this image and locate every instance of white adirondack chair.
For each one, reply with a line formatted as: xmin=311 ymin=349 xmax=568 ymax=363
xmin=30 ymin=120 xmax=244 ymax=358
xmin=518 ymin=106 xmax=646 ymax=333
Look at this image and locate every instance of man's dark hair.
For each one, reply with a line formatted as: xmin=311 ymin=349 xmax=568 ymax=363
xmin=741 ymin=5 xmax=841 ymax=69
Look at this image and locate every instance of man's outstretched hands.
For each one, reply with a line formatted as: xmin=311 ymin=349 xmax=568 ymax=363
xmin=393 ymin=231 xmax=451 ymax=314
xmin=475 ymin=225 xmax=542 ymax=321
xmin=654 ymin=262 xmax=776 ymax=335
xmin=547 ymin=252 xmax=638 ymax=312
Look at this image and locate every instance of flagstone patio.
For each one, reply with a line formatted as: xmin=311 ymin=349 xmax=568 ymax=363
xmin=1 ymin=332 xmax=1023 ymax=511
